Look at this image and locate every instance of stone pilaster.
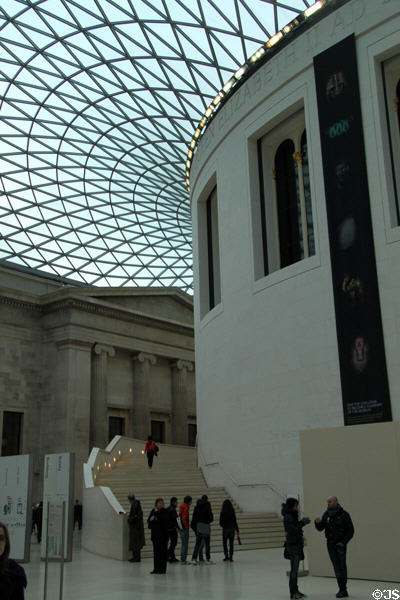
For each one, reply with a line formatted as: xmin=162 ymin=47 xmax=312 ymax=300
xmin=91 ymin=343 xmax=115 ymax=449
xmin=132 ymin=352 xmax=157 ymax=440
xmin=170 ymin=360 xmax=194 ymax=445
xmin=52 ymin=339 xmax=92 ymax=500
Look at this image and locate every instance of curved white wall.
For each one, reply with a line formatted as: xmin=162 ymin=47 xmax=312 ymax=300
xmin=191 ymin=0 xmax=400 ymax=512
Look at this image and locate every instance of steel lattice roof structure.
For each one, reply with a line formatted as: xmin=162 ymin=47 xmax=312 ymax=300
xmin=0 ymin=0 xmax=315 ymax=291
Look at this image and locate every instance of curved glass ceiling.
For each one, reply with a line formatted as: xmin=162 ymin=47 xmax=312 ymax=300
xmin=0 ymin=0 xmax=312 ymax=291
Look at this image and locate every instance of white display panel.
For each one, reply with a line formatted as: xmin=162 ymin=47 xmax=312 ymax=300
xmin=41 ymin=453 xmax=74 ymax=561
xmin=0 ymin=454 xmax=32 ymax=562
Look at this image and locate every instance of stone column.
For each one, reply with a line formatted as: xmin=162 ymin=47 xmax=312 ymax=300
xmin=91 ymin=343 xmax=115 ymax=449
xmin=170 ymin=360 xmax=194 ymax=445
xmin=132 ymin=352 xmax=157 ymax=440
xmin=53 ymin=339 xmax=92 ymax=501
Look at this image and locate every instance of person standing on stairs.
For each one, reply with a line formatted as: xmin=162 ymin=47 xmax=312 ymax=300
xmin=127 ymin=494 xmax=145 ymax=562
xmin=144 ymin=435 xmax=158 ymax=469
xmin=166 ymin=497 xmax=179 ymax=562
xmin=219 ymin=499 xmax=239 ymax=562
xmin=148 ymin=498 xmax=169 ymax=574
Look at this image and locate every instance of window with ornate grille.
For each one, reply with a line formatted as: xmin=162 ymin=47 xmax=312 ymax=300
xmin=198 ymin=184 xmax=221 ymax=317
xmin=257 ymin=111 xmax=315 ymax=276
xmin=382 ymin=54 xmax=400 ymax=226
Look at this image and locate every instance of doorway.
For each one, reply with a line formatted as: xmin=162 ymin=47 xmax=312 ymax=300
xmin=2 ymin=411 xmax=23 ymax=456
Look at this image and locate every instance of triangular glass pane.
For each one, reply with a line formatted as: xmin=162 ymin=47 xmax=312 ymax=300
xmin=89 ymin=32 xmax=126 ymax=61
xmin=166 ymin=1 xmax=199 ymax=24
xmin=130 ymin=0 xmax=166 ymax=22
xmin=211 ymin=33 xmax=245 ymax=69
xmin=68 ymin=4 xmax=104 ymax=29
xmin=175 ymin=27 xmax=212 ymax=64
xmin=238 ymin=1 xmax=274 ymax=39
xmin=200 ymin=2 xmax=237 ymax=32
xmin=114 ymin=23 xmax=152 ymax=56
xmin=144 ymin=26 xmax=181 ymax=59
xmin=100 ymin=1 xmax=133 ymax=23
xmin=17 ymin=24 xmax=54 ymax=50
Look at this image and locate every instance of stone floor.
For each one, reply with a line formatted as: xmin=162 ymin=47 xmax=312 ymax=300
xmin=23 ymin=533 xmax=394 ymax=600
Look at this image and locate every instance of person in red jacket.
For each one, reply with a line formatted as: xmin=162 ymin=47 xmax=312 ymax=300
xmin=144 ymin=436 xmax=158 ymax=469
xmin=178 ymin=496 xmax=192 ymax=564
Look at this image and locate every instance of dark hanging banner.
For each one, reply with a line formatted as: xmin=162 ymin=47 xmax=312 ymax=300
xmin=314 ymin=34 xmax=392 ymax=425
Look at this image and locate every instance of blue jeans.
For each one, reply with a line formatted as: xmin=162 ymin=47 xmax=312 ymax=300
xmin=287 ymin=545 xmax=301 ymax=595
xmin=192 ymin=533 xmax=210 ymax=560
xmin=179 ymin=528 xmax=189 ymax=561
xmin=327 ymin=543 xmax=348 ymax=591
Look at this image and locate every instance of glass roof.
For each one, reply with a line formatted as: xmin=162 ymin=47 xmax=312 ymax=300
xmin=0 ymin=0 xmax=312 ymax=291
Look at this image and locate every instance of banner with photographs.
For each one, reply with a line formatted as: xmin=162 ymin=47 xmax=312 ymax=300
xmin=41 ymin=453 xmax=74 ymax=561
xmin=0 ymin=454 xmax=32 ymax=561
xmin=314 ymin=34 xmax=392 ymax=425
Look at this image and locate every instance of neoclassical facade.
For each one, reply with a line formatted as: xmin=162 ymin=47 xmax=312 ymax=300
xmin=0 ymin=262 xmax=195 ymax=500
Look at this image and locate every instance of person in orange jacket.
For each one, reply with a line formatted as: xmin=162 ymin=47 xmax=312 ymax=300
xmin=178 ymin=496 xmax=192 ymax=564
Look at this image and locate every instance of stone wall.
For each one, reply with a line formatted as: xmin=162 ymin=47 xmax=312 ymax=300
xmin=0 ymin=264 xmax=196 ymax=502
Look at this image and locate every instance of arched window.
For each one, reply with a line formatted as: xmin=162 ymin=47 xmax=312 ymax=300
xmin=255 ymin=111 xmax=315 ymax=277
xmin=198 ymin=183 xmax=221 ymax=317
xmin=274 ymin=139 xmax=302 ymax=268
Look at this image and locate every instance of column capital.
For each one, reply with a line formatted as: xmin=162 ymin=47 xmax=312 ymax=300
xmin=171 ymin=359 xmax=194 ymax=372
xmin=132 ymin=352 xmax=157 ymax=365
xmin=93 ymin=343 xmax=115 ymax=357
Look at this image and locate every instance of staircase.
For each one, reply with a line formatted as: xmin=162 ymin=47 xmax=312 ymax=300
xmin=94 ymin=442 xmax=284 ymax=558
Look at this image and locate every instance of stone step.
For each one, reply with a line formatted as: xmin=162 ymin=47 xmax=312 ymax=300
xmin=95 ymin=440 xmax=284 ymax=555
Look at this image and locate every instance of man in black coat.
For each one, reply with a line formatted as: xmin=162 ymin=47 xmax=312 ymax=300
xmin=166 ymin=497 xmax=179 ymax=562
xmin=127 ymin=494 xmax=145 ymax=562
xmin=315 ymin=496 xmax=354 ymax=598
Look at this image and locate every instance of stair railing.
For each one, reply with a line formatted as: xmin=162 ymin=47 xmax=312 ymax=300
xmin=196 ymin=440 xmax=287 ymax=501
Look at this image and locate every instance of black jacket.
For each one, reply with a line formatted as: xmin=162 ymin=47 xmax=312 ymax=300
xmin=283 ymin=508 xmax=306 ymax=548
xmin=315 ymin=505 xmax=354 ymax=545
xmin=191 ymin=499 xmax=213 ymax=531
xmin=219 ymin=510 xmax=239 ymax=532
xmin=166 ymin=505 xmax=178 ymax=531
xmin=128 ymin=499 xmax=145 ymax=551
xmin=147 ymin=507 xmax=169 ymax=541
xmin=0 ymin=559 xmax=27 ymax=600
